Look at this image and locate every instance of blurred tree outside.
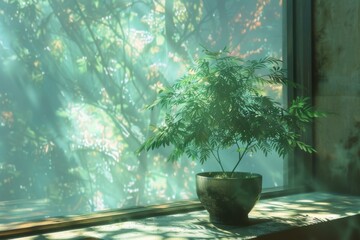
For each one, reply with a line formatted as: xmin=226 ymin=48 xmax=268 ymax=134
xmin=0 ymin=0 xmax=283 ymax=219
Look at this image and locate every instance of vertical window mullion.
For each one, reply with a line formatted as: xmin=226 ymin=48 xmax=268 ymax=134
xmin=284 ymin=0 xmax=313 ymax=189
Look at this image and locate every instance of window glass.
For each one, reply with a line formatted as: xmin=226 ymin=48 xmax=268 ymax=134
xmin=0 ymin=0 xmax=283 ymax=222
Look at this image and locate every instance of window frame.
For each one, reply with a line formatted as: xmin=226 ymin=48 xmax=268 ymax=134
xmin=284 ymin=0 xmax=314 ymax=189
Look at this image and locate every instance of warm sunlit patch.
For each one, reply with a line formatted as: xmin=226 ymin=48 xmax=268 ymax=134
xmin=1 ymin=111 xmax=13 ymax=126
xmin=150 ymin=81 xmax=165 ymax=93
xmin=154 ymin=0 xmax=165 ymax=13
xmin=51 ymin=39 xmax=64 ymax=55
xmin=168 ymin=52 xmax=183 ymax=63
xmin=33 ymin=60 xmax=41 ymax=68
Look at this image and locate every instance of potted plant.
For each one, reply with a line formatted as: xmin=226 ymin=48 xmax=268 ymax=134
xmin=138 ymin=48 xmax=323 ymax=225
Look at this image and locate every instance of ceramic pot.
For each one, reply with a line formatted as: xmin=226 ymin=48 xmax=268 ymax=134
xmin=196 ymin=172 xmax=262 ymax=225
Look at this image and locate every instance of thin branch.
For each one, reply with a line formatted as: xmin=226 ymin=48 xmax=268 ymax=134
xmin=231 ymin=141 xmax=253 ymax=176
xmin=210 ymin=146 xmax=225 ymax=172
xmin=73 ymin=0 xmax=122 ymax=98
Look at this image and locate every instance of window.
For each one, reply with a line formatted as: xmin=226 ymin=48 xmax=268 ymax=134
xmin=0 ymin=0 xmax=295 ymax=224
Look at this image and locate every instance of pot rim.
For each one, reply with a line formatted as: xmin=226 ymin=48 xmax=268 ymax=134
xmin=196 ymin=171 xmax=262 ymax=180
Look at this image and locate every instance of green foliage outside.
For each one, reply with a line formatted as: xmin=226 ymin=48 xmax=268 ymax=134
xmin=0 ymin=0 xmax=284 ymax=219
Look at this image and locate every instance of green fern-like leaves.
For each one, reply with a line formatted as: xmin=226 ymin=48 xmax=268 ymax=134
xmin=139 ymin=48 xmax=324 ymax=171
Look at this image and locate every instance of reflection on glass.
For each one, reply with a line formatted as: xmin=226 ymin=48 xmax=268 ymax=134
xmin=0 ymin=0 xmax=283 ymax=221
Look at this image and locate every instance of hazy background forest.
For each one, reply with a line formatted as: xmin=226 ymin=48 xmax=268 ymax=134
xmin=0 ymin=0 xmax=283 ymax=221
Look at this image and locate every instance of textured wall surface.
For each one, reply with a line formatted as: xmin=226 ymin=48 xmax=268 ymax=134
xmin=313 ymin=0 xmax=360 ymax=194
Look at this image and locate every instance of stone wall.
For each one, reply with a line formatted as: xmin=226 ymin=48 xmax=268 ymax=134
xmin=313 ymin=0 xmax=360 ymax=194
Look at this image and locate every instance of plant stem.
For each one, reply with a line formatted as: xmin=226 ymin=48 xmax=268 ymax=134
xmin=216 ymin=146 xmax=225 ymax=172
xmin=230 ymin=141 xmax=253 ymax=176
xmin=210 ymin=147 xmax=225 ymax=172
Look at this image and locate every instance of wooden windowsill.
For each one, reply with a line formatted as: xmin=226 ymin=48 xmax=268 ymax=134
xmin=2 ymin=192 xmax=360 ymax=239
